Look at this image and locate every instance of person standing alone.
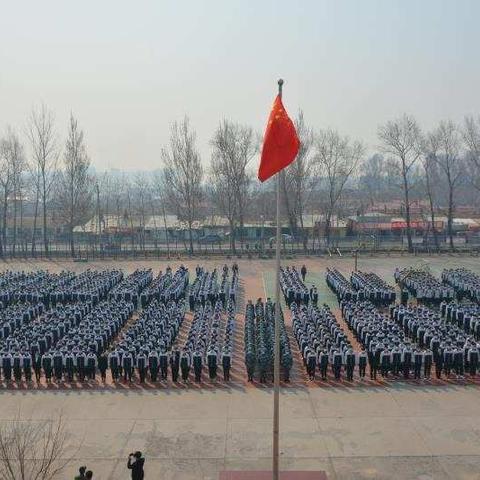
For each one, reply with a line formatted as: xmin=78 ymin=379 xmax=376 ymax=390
xmin=127 ymin=451 xmax=145 ymax=480
xmin=301 ymin=265 xmax=307 ymax=282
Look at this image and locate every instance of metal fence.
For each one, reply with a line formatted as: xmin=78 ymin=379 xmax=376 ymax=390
xmin=1 ymin=233 xmax=479 ymax=260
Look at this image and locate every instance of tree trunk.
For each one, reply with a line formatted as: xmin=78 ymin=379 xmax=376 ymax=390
xmin=281 ymin=174 xmax=296 ymax=236
xmin=141 ymin=205 xmax=146 ymax=252
xmin=426 ymin=186 xmax=439 ymax=252
xmin=43 ymin=200 xmax=48 ymax=255
xmin=299 ymin=211 xmax=307 ymax=252
xmin=70 ymin=180 xmax=75 ymax=258
xmin=127 ymin=197 xmax=134 ymax=253
xmin=448 ymin=187 xmax=454 ymax=250
xmin=402 ymin=171 xmax=413 ymax=253
xmin=302 ymin=230 xmax=308 ymax=252
xmin=161 ymin=205 xmax=170 ymax=258
xmin=19 ymin=193 xmax=24 ymax=254
xmin=238 ymin=214 xmax=245 ymax=249
xmin=2 ymin=190 xmax=8 ymax=255
xmin=229 ymin=219 xmax=236 ymax=254
xmin=70 ymin=225 xmax=75 ymax=257
xmin=12 ymin=187 xmax=17 ymax=257
xmin=188 ymin=224 xmax=194 ymax=254
xmin=0 ymin=200 xmax=3 ymax=258
xmin=32 ymin=190 xmax=39 ymax=256
xmin=325 ymin=210 xmax=332 ymax=246
xmin=42 ymin=177 xmax=48 ymax=255
xmin=424 ymin=167 xmax=439 ymax=252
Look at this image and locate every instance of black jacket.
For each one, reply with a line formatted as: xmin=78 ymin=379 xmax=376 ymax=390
xmin=127 ymin=456 xmax=145 ymax=480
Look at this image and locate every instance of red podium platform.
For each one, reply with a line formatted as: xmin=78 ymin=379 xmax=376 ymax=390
xmin=219 ymin=472 xmax=327 ymax=479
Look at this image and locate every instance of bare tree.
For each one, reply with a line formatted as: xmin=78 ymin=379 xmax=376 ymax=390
xmin=134 ymin=172 xmax=151 ymax=252
xmin=124 ymin=176 xmax=136 ymax=251
xmin=161 ymin=116 xmax=203 ymax=254
xmin=428 ymin=120 xmax=464 ymax=250
xmin=463 ymin=115 xmax=480 ymax=190
xmin=421 ymin=139 xmax=440 ymax=251
xmin=152 ymin=170 xmax=171 ymax=256
xmin=210 ymin=120 xmax=256 ymax=252
xmin=209 ymin=168 xmax=237 ymax=252
xmin=9 ymin=134 xmax=26 ymax=257
xmin=0 ymin=412 xmax=77 ymax=480
xmin=281 ymin=111 xmax=316 ymax=250
xmin=358 ymin=153 xmax=390 ymax=208
xmin=108 ymin=173 xmax=125 ymax=230
xmin=315 ymin=128 xmax=364 ymax=245
xmin=0 ymin=133 xmax=13 ymax=256
xmin=0 ymin=130 xmax=25 ymax=257
xmin=378 ymin=114 xmax=423 ymax=253
xmin=0 ymin=149 xmax=11 ymax=257
xmin=56 ymin=114 xmax=92 ymax=257
xmin=27 ymin=104 xmax=58 ymax=255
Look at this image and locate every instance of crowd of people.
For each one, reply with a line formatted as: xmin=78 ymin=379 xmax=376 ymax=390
xmin=49 ymin=269 xmax=124 ymax=306
xmin=0 ymin=265 xmax=244 ymax=386
xmin=174 ymin=266 xmax=238 ymax=383
xmin=343 ymin=300 xmax=434 ymax=380
xmin=108 ymin=269 xmax=153 ymax=308
xmin=395 ymin=268 xmax=455 ymax=304
xmin=140 ymin=266 xmax=189 ymax=308
xmin=4 ymin=262 xmax=480 ymax=387
xmin=441 ymin=302 xmax=480 ymax=339
xmin=0 ymin=299 xmax=133 ymax=383
xmin=442 ymin=268 xmax=480 ymax=303
xmin=339 ymin=297 xmax=480 ymax=381
xmin=219 ymin=265 xmax=239 ymax=308
xmin=350 ymin=271 xmax=396 ymax=306
xmin=244 ymin=298 xmax=292 ymax=382
xmin=280 ymin=266 xmax=318 ymax=306
xmin=391 ymin=304 xmax=479 ymax=378
xmin=0 ymin=269 xmax=127 ymax=383
xmin=0 ymin=270 xmax=82 ymax=307
xmin=188 ymin=267 xmax=218 ymax=309
xmin=292 ymin=302 xmax=357 ymax=380
xmin=188 ymin=264 xmax=239 ymax=311
xmin=326 ymin=268 xmax=359 ymax=302
xmin=109 ymin=299 xmax=185 ymax=382
xmin=179 ymin=297 xmax=233 ymax=382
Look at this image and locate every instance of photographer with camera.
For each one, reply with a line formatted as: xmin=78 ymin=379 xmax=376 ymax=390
xmin=74 ymin=466 xmax=86 ymax=480
xmin=127 ymin=451 xmax=145 ymax=480
xmin=74 ymin=466 xmax=93 ymax=479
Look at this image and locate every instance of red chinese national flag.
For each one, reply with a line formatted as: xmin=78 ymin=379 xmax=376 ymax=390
xmin=258 ymin=94 xmax=300 ymax=182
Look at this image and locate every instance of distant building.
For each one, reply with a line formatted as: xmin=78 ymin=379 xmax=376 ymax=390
xmin=347 ymin=213 xmax=393 ymax=235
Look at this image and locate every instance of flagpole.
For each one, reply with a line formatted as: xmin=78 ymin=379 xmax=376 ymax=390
xmin=272 ymin=77 xmax=283 ymax=480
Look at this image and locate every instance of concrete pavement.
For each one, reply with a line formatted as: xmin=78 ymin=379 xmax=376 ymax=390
xmin=2 ymin=384 xmax=480 ymax=479
xmin=2 ymin=255 xmax=480 ymax=478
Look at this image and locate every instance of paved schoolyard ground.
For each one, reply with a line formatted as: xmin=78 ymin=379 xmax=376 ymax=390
xmin=4 ymin=385 xmax=480 ymax=479
xmin=2 ymin=254 xmax=480 ymax=479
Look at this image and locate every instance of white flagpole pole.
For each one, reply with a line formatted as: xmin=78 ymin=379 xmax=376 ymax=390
xmin=272 ymin=77 xmax=284 ymax=480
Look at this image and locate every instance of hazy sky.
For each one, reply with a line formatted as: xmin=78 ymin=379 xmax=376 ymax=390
xmin=1 ymin=0 xmax=479 ymax=171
